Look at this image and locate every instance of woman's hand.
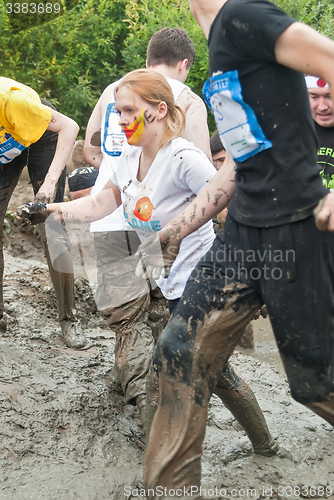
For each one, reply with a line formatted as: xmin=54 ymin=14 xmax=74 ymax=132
xmin=135 ymin=227 xmax=182 ymax=280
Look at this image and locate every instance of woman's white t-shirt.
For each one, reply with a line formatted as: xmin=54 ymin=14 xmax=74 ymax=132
xmin=110 ymin=137 xmax=217 ymax=300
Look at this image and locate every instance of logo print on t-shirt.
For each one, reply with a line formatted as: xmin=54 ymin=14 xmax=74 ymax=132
xmin=0 ymin=126 xmax=26 ymax=164
xmin=133 ymin=197 xmax=155 ymax=221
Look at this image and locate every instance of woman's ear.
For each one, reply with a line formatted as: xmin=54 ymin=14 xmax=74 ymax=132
xmin=157 ymin=101 xmax=168 ymax=120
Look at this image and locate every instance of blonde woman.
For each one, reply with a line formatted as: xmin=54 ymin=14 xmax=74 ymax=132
xmin=18 ymin=69 xmax=278 ymax=456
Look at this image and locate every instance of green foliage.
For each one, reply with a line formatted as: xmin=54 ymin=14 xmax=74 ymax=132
xmin=0 ymin=0 xmax=333 ymax=137
xmin=0 ymin=0 xmax=129 ymax=131
xmin=121 ymin=0 xmax=208 ymax=87
xmin=0 ymin=0 xmax=212 ymax=133
xmin=121 ymin=0 xmax=213 ymax=128
xmin=273 ymin=0 xmax=334 ymax=38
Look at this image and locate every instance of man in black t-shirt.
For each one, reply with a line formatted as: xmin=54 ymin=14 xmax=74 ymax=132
xmin=306 ymin=75 xmax=334 ymax=190
xmin=141 ymin=0 xmax=334 ymax=496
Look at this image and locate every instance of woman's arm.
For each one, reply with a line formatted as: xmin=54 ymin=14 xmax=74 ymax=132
xmin=47 ymin=180 xmax=121 ymax=223
xmin=16 ymin=180 xmax=121 ymax=226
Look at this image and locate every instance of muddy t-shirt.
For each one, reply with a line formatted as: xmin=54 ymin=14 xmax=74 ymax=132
xmin=110 ymin=137 xmax=216 ymax=300
xmin=0 ymin=77 xmax=52 ymax=164
xmin=204 ymin=0 xmax=327 ymax=227
xmin=315 ymin=122 xmax=334 ymax=191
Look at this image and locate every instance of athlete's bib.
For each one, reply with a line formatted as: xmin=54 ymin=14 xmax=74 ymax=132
xmin=102 ymin=103 xmax=126 ymax=157
xmin=203 ymin=70 xmax=272 ymax=162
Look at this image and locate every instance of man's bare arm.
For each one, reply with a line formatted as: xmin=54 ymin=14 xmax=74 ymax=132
xmin=275 ymin=22 xmax=334 ymax=85
xmin=83 ymin=97 xmax=103 ymax=168
xmin=36 ymin=110 xmax=79 ymax=202
xmin=275 ymin=21 xmax=334 ymax=231
xmin=188 ymin=0 xmax=223 ymax=39
xmin=136 ymin=153 xmax=235 ymax=278
xmin=178 ymin=88 xmax=212 ymax=158
xmin=83 ymin=82 xmax=119 ymax=168
xmin=165 ymin=152 xmax=235 ymax=238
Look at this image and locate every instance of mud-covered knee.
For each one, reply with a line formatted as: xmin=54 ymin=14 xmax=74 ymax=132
xmin=154 ymin=315 xmax=194 ymax=383
xmin=145 ymin=299 xmax=170 ymax=341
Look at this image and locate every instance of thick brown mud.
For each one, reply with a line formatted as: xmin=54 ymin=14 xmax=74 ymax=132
xmin=0 ymin=181 xmax=333 ymax=500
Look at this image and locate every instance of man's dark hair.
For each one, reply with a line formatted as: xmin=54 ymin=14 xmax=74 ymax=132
xmin=147 ymin=28 xmax=195 ymax=69
xmin=210 ymin=129 xmax=225 ymax=155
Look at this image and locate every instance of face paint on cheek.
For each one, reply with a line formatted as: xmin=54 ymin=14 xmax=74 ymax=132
xmin=122 ymin=108 xmax=145 ymax=145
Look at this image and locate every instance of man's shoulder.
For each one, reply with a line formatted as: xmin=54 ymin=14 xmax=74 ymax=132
xmin=223 ymin=0 xmax=282 ymax=13
xmin=99 ymin=79 xmax=122 ymax=114
xmin=177 ymin=86 xmax=206 ymax=114
xmin=219 ymin=0 xmax=288 ymax=26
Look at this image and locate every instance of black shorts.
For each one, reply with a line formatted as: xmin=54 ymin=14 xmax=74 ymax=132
xmin=172 ymin=214 xmax=334 ymax=403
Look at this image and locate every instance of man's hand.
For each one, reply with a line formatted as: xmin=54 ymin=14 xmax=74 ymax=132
xmin=135 ymin=227 xmax=182 ymax=280
xmin=313 ymin=193 xmax=334 ymax=231
xmin=35 ymin=182 xmax=58 ymax=204
xmin=15 ymin=202 xmax=51 ymax=226
xmin=34 ymin=192 xmax=52 ymax=204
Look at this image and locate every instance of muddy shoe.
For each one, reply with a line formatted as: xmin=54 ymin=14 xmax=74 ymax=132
xmin=253 ymin=437 xmax=280 ymax=457
xmin=60 ymin=320 xmax=87 ymax=349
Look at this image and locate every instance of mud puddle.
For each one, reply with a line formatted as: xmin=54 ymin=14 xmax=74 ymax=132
xmin=0 ymin=254 xmax=332 ymax=500
xmin=0 ymin=180 xmax=333 ymax=500
xmin=239 ymin=316 xmax=285 ymax=374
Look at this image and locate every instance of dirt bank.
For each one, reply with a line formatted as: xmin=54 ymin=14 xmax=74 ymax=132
xmin=0 ymin=182 xmax=333 ymax=500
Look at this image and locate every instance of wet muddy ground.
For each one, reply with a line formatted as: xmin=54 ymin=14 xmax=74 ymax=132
xmin=0 ymin=181 xmax=333 ymax=500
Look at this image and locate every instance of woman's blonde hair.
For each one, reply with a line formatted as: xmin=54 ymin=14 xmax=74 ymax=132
xmin=115 ymin=69 xmax=185 ymax=149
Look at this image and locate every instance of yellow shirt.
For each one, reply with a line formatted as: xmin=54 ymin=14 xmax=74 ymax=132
xmin=0 ymin=77 xmax=52 ymax=164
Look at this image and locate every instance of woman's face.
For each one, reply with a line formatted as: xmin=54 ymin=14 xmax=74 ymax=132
xmin=115 ymin=86 xmax=159 ymax=146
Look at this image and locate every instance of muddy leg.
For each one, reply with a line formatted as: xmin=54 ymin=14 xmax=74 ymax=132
xmin=112 ymin=294 xmax=170 ymax=430
xmin=214 ymin=362 xmax=278 ymax=455
xmin=28 ymin=129 xmax=85 ymax=348
xmin=0 ymin=158 xmax=25 ymax=329
xmin=39 ymin=222 xmax=86 ymax=348
xmin=0 ymin=196 xmax=8 ymax=324
xmin=144 ymin=284 xmax=261 ymax=498
xmin=39 ymin=223 xmax=75 ymax=320
xmin=237 ymin=322 xmax=254 ymax=349
xmin=145 ymin=362 xmax=159 ymax=438
xmin=114 ymin=310 xmax=154 ymax=409
xmin=260 ymin=218 xmax=334 ymax=424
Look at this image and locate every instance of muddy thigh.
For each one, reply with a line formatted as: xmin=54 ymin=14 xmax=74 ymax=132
xmin=144 ymin=244 xmax=262 ymax=496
